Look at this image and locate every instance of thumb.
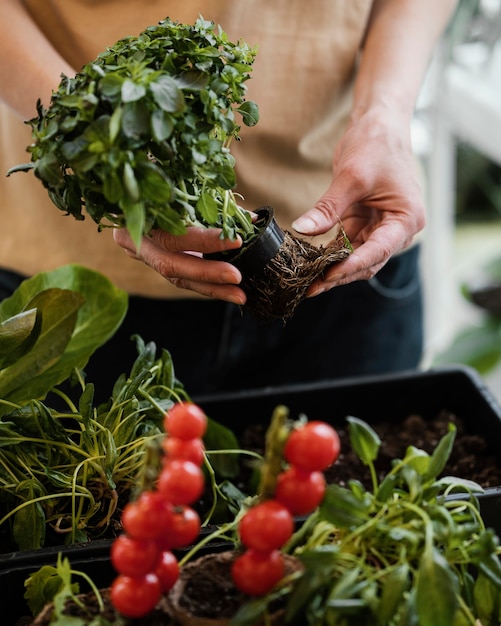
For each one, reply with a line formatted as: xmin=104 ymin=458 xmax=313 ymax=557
xmin=291 ymin=178 xmax=354 ymax=236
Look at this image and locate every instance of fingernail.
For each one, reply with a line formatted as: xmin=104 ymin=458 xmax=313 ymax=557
xmin=230 ymin=293 xmax=246 ymax=306
xmin=291 ymin=216 xmax=316 ymax=234
xmin=222 ymin=271 xmax=241 ymax=284
xmin=307 ymin=287 xmax=325 ymax=298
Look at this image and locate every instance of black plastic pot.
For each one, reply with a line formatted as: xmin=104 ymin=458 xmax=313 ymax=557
xmin=205 ymin=206 xmax=284 ymax=277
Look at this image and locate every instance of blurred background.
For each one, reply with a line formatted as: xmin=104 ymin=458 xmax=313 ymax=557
xmin=415 ymin=0 xmax=501 ymax=399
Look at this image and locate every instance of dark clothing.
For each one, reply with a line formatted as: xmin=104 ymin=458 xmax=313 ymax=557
xmin=0 ymin=244 xmax=423 ymax=404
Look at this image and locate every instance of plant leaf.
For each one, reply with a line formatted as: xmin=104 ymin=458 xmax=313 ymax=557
xmin=347 ymin=416 xmax=381 ymax=465
xmin=423 ymin=423 xmax=456 ymax=481
xmin=416 ymin=548 xmax=459 ymax=626
xmin=0 ymin=307 xmax=42 ymax=369
xmin=473 ymin=574 xmax=501 ymax=626
xmin=320 ymin=483 xmax=371 ymax=528
xmin=0 ymin=265 xmax=127 ymax=410
xmin=13 ymin=499 xmax=46 ymax=551
xmin=0 ymin=288 xmax=83 ymax=403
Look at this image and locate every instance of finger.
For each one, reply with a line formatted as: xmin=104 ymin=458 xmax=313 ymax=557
xmin=306 ymin=223 xmax=412 ymax=296
xmin=137 ymin=236 xmax=242 ymax=282
xmin=148 ymin=226 xmax=243 ymax=255
xmin=169 ymin=277 xmax=247 ymax=305
xmin=292 ymin=172 xmax=362 ymax=236
xmin=113 ymin=225 xmax=244 ymax=255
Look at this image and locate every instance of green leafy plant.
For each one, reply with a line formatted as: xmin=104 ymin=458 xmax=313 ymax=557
xmin=236 ymin=416 xmax=501 ymax=626
xmin=0 ymin=335 xmax=244 ymax=552
xmin=7 ymin=16 xmax=259 ymax=251
xmin=25 ymin=553 xmax=110 ymax=626
xmin=20 ymin=407 xmax=501 ymax=625
xmin=0 ymin=264 xmax=127 ymax=414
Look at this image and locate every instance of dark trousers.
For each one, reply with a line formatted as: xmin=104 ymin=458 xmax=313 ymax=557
xmin=0 ymin=245 xmax=423 ymax=403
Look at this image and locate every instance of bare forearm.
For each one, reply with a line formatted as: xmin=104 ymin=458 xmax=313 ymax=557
xmin=354 ymin=0 xmax=458 ymax=122
xmin=0 ymin=0 xmax=75 ymax=120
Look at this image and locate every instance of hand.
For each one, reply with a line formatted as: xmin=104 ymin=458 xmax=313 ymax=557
xmin=292 ymin=109 xmax=426 ymax=297
xmin=113 ymin=226 xmax=247 ymax=305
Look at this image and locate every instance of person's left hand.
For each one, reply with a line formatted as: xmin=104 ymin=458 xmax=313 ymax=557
xmin=291 ymin=109 xmax=426 ymax=297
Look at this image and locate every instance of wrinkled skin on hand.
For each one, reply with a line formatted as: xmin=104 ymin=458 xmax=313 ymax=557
xmin=113 ymin=226 xmax=247 ymax=305
xmin=292 ymin=111 xmax=426 ymax=298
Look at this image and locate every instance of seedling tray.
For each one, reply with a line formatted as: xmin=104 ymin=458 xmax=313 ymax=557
xmin=2 ymin=365 xmax=501 ymax=624
xmin=195 ymin=364 xmax=501 ymax=532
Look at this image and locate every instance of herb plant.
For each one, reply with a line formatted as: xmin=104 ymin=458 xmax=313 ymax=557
xmin=7 ymin=17 xmax=260 ymax=251
xmin=20 ymin=407 xmax=501 ymax=625
xmin=234 ymin=417 xmax=501 ymax=626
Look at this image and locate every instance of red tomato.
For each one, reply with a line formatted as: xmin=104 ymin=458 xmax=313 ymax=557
xmin=162 ymin=436 xmax=205 ymax=466
xmin=231 ymin=549 xmax=285 ymax=596
xmin=110 ymin=573 xmax=162 ymax=618
xmin=121 ymin=491 xmax=174 ymax=540
xmin=110 ymin=534 xmax=160 ymax=577
xmin=155 ymin=550 xmax=180 ymax=592
xmin=284 ymin=421 xmax=340 ymax=471
xmin=157 ymin=459 xmax=204 ymax=505
xmin=275 ymin=466 xmax=326 ymax=515
xmin=159 ymin=505 xmax=201 ymax=549
xmin=164 ymin=402 xmax=208 ymax=440
xmin=239 ymin=500 xmax=294 ymax=552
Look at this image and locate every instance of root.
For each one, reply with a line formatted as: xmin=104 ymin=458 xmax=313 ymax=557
xmin=242 ymin=227 xmax=351 ymax=321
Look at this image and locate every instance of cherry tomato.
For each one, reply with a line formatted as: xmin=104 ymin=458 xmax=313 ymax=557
xmin=159 ymin=505 xmax=201 ymax=549
xmin=155 ymin=550 xmax=180 ymax=592
xmin=111 ymin=573 xmax=162 ymax=618
xmin=162 ymin=436 xmax=205 ymax=466
xmin=284 ymin=421 xmax=340 ymax=471
xmin=157 ymin=459 xmax=204 ymax=505
xmin=164 ymin=402 xmax=208 ymax=440
xmin=239 ymin=500 xmax=294 ymax=552
xmin=121 ymin=491 xmax=173 ymax=540
xmin=231 ymin=549 xmax=285 ymax=596
xmin=275 ymin=466 xmax=326 ymax=515
xmin=110 ymin=534 xmax=160 ymax=577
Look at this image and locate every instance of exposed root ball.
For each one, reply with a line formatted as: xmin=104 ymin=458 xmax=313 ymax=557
xmin=242 ymin=228 xmax=352 ymax=321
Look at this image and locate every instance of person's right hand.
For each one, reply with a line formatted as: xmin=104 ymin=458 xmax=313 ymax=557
xmin=113 ymin=226 xmax=247 ymax=305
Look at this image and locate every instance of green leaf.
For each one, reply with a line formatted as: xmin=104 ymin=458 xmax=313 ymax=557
xmin=121 ymin=79 xmax=146 ymax=103
xmin=320 ymin=483 xmax=371 ymax=528
xmin=238 ymin=100 xmax=259 ymax=126
xmin=24 ymin=564 xmax=66 ymax=617
xmin=0 ymin=307 xmax=42 ymax=369
xmin=204 ymin=417 xmax=241 ymax=478
xmin=196 ymin=192 xmax=220 ymax=225
xmin=423 ymin=423 xmax=456 ymax=482
xmin=0 ymin=265 xmax=127 ymax=410
xmin=377 ymin=563 xmax=410 ymax=625
xmin=151 ymin=109 xmax=174 ymax=142
xmin=150 ymin=75 xmax=185 ymax=113
xmin=0 ymin=288 xmax=83 ymax=402
xmin=416 ymin=548 xmax=459 ymax=626
xmin=347 ymin=416 xmax=381 ymax=465
xmin=121 ymin=200 xmax=146 ymax=252
xmin=473 ymin=574 xmax=501 ymax=626
xmin=13 ymin=500 xmax=46 ymax=551
xmin=123 ymin=162 xmax=140 ymax=202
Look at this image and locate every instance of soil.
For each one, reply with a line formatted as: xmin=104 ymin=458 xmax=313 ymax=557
xmin=21 ymin=410 xmax=501 ymax=626
xmin=242 ymin=228 xmax=351 ymax=321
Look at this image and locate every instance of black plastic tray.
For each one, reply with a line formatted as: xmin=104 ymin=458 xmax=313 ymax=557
xmin=195 ymin=364 xmax=501 ymax=435
xmin=3 ymin=365 xmax=501 ymax=624
xmin=196 ymin=364 xmax=501 ymax=526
